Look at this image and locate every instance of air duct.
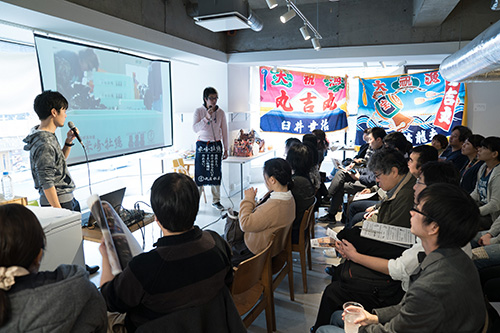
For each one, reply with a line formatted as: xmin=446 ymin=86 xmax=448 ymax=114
xmin=440 ymin=19 xmax=500 ymax=82
xmin=191 ymin=0 xmax=263 ymax=32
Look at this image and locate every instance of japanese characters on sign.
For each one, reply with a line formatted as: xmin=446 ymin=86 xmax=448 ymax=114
xmin=357 ymin=69 xmax=466 ymax=146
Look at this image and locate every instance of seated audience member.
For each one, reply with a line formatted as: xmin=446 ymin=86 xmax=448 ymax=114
xmin=286 ymin=144 xmax=316 ymax=244
xmin=318 ymin=127 xmax=387 ymax=223
xmin=316 ymin=184 xmax=485 ymax=333
xmin=335 ymin=161 xmax=462 ymax=292
xmin=460 ymin=134 xmax=485 ymax=193
xmin=382 ymin=132 xmax=412 ymax=157
xmin=431 ymin=133 xmax=448 ymax=156
xmin=235 ymin=158 xmax=295 ymax=263
xmin=0 ymin=204 xmax=107 ymax=332
xmin=303 ymin=134 xmax=322 ymax=190
xmin=284 ymin=137 xmax=301 ymax=156
xmin=439 ymin=125 xmax=472 ymax=170
xmin=312 ymin=129 xmax=329 ymax=167
xmin=472 ymin=215 xmax=500 ymax=270
xmin=313 ymin=149 xmax=415 ymax=329
xmin=346 ymin=144 xmax=438 ymax=229
xmin=100 ymin=173 xmax=233 ymax=331
xmin=470 ymin=136 xmax=500 ymax=230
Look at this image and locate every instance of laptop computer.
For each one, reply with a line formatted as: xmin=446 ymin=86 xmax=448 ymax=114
xmin=81 ymin=187 xmax=127 ymax=227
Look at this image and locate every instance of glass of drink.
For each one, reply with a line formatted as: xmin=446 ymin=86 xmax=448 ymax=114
xmin=343 ymin=301 xmax=364 ymax=333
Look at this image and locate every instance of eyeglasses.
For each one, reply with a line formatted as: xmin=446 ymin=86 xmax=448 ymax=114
xmin=374 ymin=172 xmax=384 ymax=179
xmin=207 ymin=96 xmax=219 ymax=101
xmin=410 ymin=205 xmax=438 ymax=222
xmin=415 ymin=178 xmax=425 ymax=186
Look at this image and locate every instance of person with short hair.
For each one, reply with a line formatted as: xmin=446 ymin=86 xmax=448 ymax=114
xmin=316 ymin=184 xmax=486 ymax=333
xmin=407 ymin=145 xmax=439 ymax=178
xmin=439 ymin=125 xmax=472 ymax=170
xmin=193 ymin=87 xmax=229 ymax=211
xmin=318 ymin=127 xmax=387 ymax=223
xmin=460 ymin=134 xmax=485 ymax=193
xmin=431 ymin=133 xmax=448 ymax=156
xmin=23 ymin=90 xmax=80 ymax=211
xmin=470 ymin=136 xmax=500 ymax=230
xmin=99 ymin=173 xmax=233 ymax=332
xmin=0 ymin=204 xmax=107 ymax=332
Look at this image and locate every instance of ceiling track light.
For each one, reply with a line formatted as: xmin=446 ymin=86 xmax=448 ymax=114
xmin=280 ymin=7 xmax=296 ymax=23
xmin=266 ymin=0 xmax=278 ymax=10
xmin=311 ymin=37 xmax=321 ymax=51
xmin=300 ymin=25 xmax=311 ymax=40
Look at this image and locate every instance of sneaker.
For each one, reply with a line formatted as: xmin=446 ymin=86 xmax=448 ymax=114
xmin=212 ymin=202 xmax=225 ymax=211
xmin=317 ymin=213 xmax=335 ymax=223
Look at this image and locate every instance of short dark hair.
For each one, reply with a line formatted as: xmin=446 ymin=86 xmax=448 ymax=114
xmin=0 ymin=204 xmax=46 ymax=327
xmin=312 ymin=129 xmax=328 ymax=150
xmin=370 ymin=127 xmax=387 ymax=141
xmin=451 ymin=125 xmax=472 ymax=143
xmin=417 ymin=183 xmax=479 ymax=248
xmin=368 ymin=147 xmax=409 ymax=175
xmin=432 ymin=134 xmax=448 ymax=150
xmin=481 ymin=136 xmax=500 ymax=161
xmin=285 ymin=137 xmax=301 ymax=150
xmin=150 ymin=173 xmax=199 ymax=232
xmin=410 ymin=145 xmax=438 ymax=170
xmin=363 ymin=128 xmax=372 ymax=135
xmin=303 ymin=133 xmax=318 ymax=147
xmin=33 ymin=90 xmax=69 ymax=120
xmin=302 ymin=140 xmax=319 ymax=166
xmin=286 ymin=143 xmax=313 ymax=177
xmin=202 ymin=87 xmax=218 ymax=107
xmin=467 ymin=134 xmax=485 ymax=149
xmin=384 ymin=132 xmax=411 ymax=154
xmin=420 ymin=161 xmax=459 ymax=186
xmin=264 ymin=158 xmax=293 ymax=190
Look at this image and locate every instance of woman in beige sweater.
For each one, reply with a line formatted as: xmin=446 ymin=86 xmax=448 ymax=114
xmin=239 ymin=158 xmax=296 ymax=256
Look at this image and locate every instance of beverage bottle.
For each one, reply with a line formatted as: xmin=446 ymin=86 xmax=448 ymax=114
xmin=1 ymin=171 xmax=14 ymax=200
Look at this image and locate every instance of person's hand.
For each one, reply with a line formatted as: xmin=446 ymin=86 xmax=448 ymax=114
xmin=364 ymin=209 xmax=377 ymax=219
xmin=350 ymin=170 xmax=360 ymax=180
xmin=223 ymin=150 xmax=228 ymax=160
xmin=346 ymin=162 xmax=355 ymax=171
xmin=339 ymin=239 xmax=359 ymax=261
xmin=98 ymin=239 xmax=107 ymax=258
xmin=335 ymin=240 xmax=346 ymax=257
xmin=479 ymin=233 xmax=493 ymax=246
xmin=353 ymin=158 xmax=363 ymax=164
xmin=66 ymin=127 xmax=77 ymax=143
xmin=244 ymin=187 xmax=257 ymax=201
xmin=365 ymin=205 xmax=375 ymax=213
xmin=360 ymin=188 xmax=372 ymax=195
xmin=342 ymin=307 xmax=379 ymax=326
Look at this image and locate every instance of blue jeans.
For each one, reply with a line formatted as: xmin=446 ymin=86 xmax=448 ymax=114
xmin=471 ymin=231 xmax=500 ymax=270
xmin=316 ymin=311 xmax=344 ymax=333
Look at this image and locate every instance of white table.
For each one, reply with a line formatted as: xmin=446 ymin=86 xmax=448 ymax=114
xmin=223 ymin=150 xmax=276 ymax=199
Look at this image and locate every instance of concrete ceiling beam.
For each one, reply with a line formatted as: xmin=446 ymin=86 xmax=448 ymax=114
xmin=412 ymin=0 xmax=460 ymax=27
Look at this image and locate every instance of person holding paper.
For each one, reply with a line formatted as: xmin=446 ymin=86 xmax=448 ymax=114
xmin=99 ymin=173 xmax=233 ymax=332
xmin=315 ymin=184 xmax=485 ymax=333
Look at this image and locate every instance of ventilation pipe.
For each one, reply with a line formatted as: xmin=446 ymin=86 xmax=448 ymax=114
xmin=440 ymin=19 xmax=500 ymax=82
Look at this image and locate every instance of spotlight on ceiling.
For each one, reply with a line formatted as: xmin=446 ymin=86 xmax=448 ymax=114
xmin=266 ymin=0 xmax=278 ymax=10
xmin=312 ymin=37 xmax=321 ymax=51
xmin=280 ymin=8 xmax=296 ymax=23
xmin=300 ymin=25 xmax=311 ymax=40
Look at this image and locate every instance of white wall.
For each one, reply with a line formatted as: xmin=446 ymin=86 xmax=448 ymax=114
xmin=467 ymin=82 xmax=500 ymax=137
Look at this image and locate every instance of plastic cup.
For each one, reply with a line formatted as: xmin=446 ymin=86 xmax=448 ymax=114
xmin=343 ymin=301 xmax=364 ymax=333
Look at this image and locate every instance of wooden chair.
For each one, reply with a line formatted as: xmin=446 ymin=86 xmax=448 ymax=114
xmin=172 ymin=158 xmax=206 ymax=203
xmin=292 ymin=199 xmax=316 ymax=293
xmin=231 ymin=235 xmax=274 ymax=333
xmin=269 ymin=226 xmax=294 ymax=331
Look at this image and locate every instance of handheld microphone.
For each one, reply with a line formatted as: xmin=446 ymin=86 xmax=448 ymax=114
xmin=67 ymin=121 xmax=84 ymax=147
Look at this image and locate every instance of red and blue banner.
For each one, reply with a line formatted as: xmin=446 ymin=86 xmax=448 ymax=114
xmin=259 ymin=67 xmax=348 ymax=134
xmin=356 ymin=70 xmax=467 ymax=146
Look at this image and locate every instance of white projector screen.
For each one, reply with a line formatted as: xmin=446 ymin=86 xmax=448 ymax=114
xmin=34 ymin=34 xmax=173 ymax=165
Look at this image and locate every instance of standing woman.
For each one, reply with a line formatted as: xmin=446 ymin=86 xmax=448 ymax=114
xmin=193 ymin=87 xmax=229 ymax=211
xmin=460 ymin=134 xmax=485 ymax=193
xmin=0 ymin=204 xmax=106 ymax=332
xmin=471 ymin=136 xmax=500 ymax=230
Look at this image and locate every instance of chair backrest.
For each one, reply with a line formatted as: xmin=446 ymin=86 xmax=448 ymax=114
xmin=271 ymin=227 xmax=292 ymax=275
xmin=231 ymin=234 xmax=275 ymax=296
xmin=172 ymin=158 xmax=189 ymax=175
xmin=270 ymin=226 xmax=289 ymax=258
xmin=300 ymin=199 xmax=316 ymax=232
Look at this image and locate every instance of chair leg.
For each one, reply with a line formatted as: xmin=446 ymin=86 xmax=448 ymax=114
xmin=299 ymin=249 xmax=308 ymax=293
xmin=287 ymin=250 xmax=295 ymax=301
xmin=265 ymin=294 xmax=274 ymax=333
xmin=310 ymin=213 xmax=316 ymax=239
xmin=202 ymin=186 xmax=207 ymax=203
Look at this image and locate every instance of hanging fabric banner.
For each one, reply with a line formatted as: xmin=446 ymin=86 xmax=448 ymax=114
xmin=356 ymin=69 xmax=467 ymax=146
xmin=259 ymin=66 xmax=348 ymax=134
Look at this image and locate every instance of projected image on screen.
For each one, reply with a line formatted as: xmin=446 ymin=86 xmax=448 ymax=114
xmin=34 ymin=35 xmax=173 ymax=165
